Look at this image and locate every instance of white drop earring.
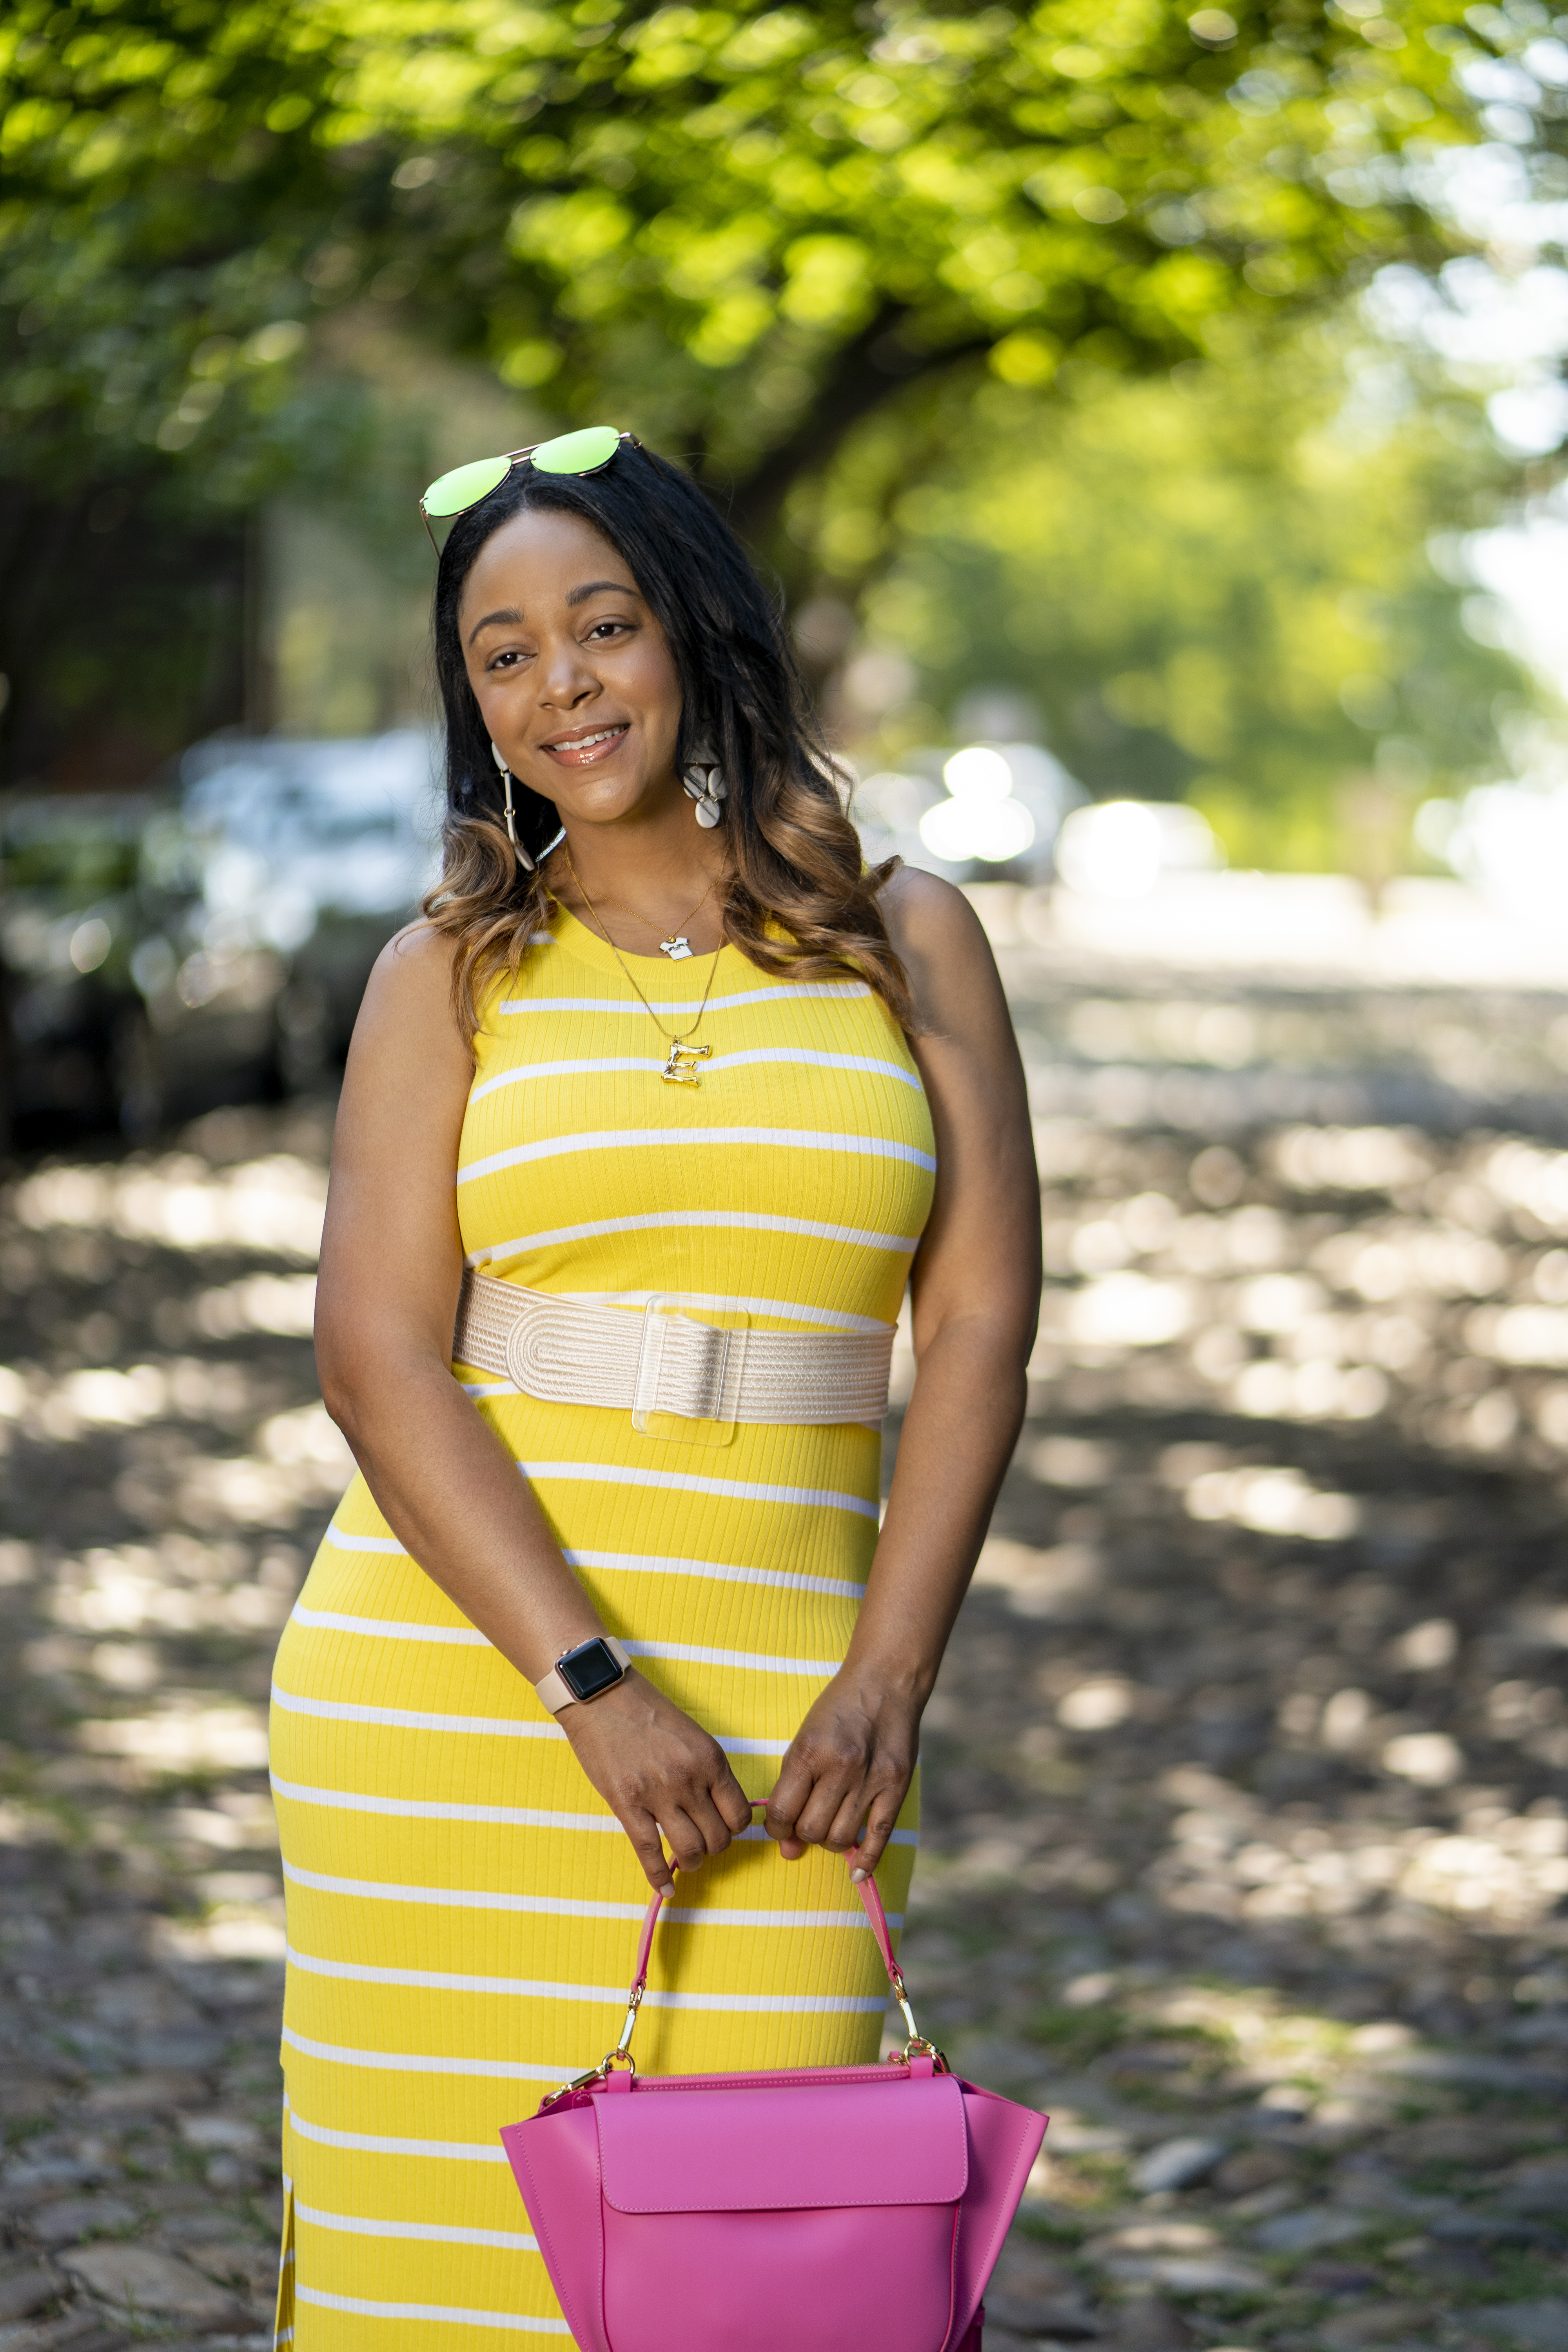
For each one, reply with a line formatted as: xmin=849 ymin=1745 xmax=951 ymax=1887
xmin=682 ymin=748 xmax=728 ymax=831
xmin=491 ymin=739 xmax=536 ymax=872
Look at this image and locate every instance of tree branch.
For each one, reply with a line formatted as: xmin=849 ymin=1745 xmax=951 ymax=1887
xmin=722 ymin=307 xmax=991 ymax=545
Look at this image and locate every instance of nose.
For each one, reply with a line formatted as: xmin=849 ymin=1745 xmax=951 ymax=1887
xmin=537 ymin=632 xmax=601 ymax=711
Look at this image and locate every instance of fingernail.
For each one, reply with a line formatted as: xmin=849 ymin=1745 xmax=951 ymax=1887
xmin=658 ymin=1883 xmax=675 ymax=1899
xmin=849 ymin=1867 xmax=867 ymax=1883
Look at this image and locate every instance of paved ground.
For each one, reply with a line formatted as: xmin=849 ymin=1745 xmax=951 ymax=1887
xmin=1 ymin=955 xmax=1566 ymax=2352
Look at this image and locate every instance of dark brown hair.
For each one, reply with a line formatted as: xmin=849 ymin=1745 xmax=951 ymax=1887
xmin=421 ymin=441 xmax=914 ymax=1039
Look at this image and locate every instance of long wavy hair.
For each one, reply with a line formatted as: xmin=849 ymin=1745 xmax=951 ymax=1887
xmin=422 ymin=441 xmax=914 ymax=1040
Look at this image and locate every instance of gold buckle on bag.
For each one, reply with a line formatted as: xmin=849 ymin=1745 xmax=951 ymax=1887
xmin=886 ymin=1965 xmax=949 ymax=2071
xmin=544 ymin=1989 xmax=643 ymax=2105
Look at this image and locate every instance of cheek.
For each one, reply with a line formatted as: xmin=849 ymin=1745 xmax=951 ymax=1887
xmin=628 ymin=639 xmax=682 ymax=726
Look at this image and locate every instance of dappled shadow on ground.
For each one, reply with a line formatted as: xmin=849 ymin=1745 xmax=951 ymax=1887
xmin=0 ymin=976 xmax=1566 ymax=2352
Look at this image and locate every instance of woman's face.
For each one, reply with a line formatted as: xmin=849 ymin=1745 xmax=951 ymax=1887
xmin=457 ymin=504 xmax=684 ymax=829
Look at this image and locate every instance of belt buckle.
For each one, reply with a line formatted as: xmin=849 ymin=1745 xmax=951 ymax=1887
xmin=632 ymin=1296 xmax=749 ymax=1446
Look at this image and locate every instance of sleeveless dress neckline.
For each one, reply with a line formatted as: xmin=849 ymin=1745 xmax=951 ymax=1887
xmin=544 ymin=897 xmax=729 ymax=979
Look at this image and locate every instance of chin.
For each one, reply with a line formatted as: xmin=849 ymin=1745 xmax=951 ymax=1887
xmin=565 ymin=768 xmax=659 ymax=816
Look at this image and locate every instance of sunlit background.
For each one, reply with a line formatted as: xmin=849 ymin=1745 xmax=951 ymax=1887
xmin=4 ymin=3 xmax=1568 ymax=2349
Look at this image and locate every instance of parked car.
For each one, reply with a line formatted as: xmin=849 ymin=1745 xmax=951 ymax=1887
xmin=149 ymin=729 xmax=441 ymax=1093
xmin=0 ymin=731 xmax=441 ymax=1151
xmin=0 ymin=792 xmax=156 ymax=1143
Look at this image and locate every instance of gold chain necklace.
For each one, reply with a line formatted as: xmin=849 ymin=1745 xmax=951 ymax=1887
xmin=595 ymin=871 xmax=715 ymax=961
xmin=563 ymin=848 xmax=721 ymax=1085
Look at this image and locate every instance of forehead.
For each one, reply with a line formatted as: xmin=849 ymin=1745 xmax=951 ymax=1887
xmin=459 ymin=505 xmax=636 ymax=610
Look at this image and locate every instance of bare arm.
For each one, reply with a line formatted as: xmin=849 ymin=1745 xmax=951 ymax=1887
xmin=314 ymin=925 xmax=750 ymax=1895
xmin=765 ymin=874 xmax=1040 ymax=1877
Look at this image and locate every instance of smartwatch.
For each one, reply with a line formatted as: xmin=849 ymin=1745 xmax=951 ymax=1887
xmin=534 ymin=1635 xmax=633 ymax=1714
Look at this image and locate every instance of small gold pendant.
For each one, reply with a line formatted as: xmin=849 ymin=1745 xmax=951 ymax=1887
xmin=662 ymin=1041 xmax=711 ymax=1085
xmin=659 ymin=935 xmax=693 ymax=961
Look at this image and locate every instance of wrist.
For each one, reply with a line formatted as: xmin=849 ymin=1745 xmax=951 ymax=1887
xmin=535 ymin=1633 xmax=633 ymax=1715
xmin=833 ymin=1647 xmax=936 ymax=1708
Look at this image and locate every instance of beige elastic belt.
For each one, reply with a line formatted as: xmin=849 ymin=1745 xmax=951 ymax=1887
xmin=454 ymin=1272 xmax=892 ymax=1431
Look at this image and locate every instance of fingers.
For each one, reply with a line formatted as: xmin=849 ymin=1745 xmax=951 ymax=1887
xmin=762 ymin=1751 xmax=814 ymax=1858
xmin=767 ymin=1743 xmax=912 ymax=1871
xmin=656 ymin=1806 xmax=714 ymax=1876
xmin=675 ymin=1784 xmax=745 ymax=1869
xmin=714 ymin=1769 xmax=755 ymax=1838
xmin=567 ymin=1681 xmax=754 ymax=1888
xmin=622 ymin=1812 xmax=675 ymax=1899
xmin=847 ymin=1796 xmax=903 ymax=1882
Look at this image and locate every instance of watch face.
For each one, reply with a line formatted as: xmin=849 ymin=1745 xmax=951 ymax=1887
xmin=559 ymin=1637 xmax=625 ymax=1703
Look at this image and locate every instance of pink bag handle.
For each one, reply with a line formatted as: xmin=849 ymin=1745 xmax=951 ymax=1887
xmin=553 ymin=1802 xmax=940 ymax=2102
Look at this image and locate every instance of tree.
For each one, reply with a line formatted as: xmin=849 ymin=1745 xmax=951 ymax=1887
xmin=842 ymin=321 xmax=1532 ymax=866
xmin=0 ymin=0 xmax=1505 ymax=779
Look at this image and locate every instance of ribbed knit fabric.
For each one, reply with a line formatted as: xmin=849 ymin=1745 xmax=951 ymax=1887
xmin=270 ymin=905 xmax=937 ymax=2346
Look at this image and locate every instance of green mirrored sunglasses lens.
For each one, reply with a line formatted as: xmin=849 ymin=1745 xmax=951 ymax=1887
xmin=531 ymin=425 xmax=622 ymax=475
xmin=422 ymin=454 xmax=512 ymax=516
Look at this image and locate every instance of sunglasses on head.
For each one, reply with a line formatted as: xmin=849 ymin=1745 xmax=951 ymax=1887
xmin=419 ymin=425 xmax=639 ymax=551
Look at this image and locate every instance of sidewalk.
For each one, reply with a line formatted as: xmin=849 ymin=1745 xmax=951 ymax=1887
xmin=1 ymin=1000 xmax=1566 ymax=2350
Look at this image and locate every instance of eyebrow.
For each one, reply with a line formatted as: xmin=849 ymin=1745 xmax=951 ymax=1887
xmin=467 ymin=608 xmax=521 ymax=646
xmin=566 ymin=578 xmax=638 ymax=607
xmin=466 ymin=581 xmax=640 ymax=646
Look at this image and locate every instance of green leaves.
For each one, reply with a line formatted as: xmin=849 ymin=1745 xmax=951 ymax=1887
xmin=3 ymin=0 xmax=1490 ymax=539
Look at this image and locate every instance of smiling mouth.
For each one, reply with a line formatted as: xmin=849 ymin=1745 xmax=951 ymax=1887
xmin=541 ymin=721 xmax=630 ymax=767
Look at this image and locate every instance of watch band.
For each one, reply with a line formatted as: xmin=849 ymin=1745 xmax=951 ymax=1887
xmin=535 ymin=1635 xmax=633 ymax=1714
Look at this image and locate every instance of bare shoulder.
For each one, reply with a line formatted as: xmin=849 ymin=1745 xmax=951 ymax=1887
xmin=350 ymin=921 xmax=470 ymax=1077
xmin=368 ymin=918 xmax=460 ymax=991
xmin=876 ymin=863 xmax=1004 ymax=1036
xmin=877 ymin=862 xmax=986 ymax=960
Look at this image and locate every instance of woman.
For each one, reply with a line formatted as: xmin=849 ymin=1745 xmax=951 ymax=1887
xmin=270 ymin=429 xmax=1040 ymax=2347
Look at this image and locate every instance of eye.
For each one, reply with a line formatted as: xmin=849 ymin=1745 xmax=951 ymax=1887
xmin=587 ymin=619 xmax=631 ymax=641
xmin=486 ymin=647 xmax=531 ymax=671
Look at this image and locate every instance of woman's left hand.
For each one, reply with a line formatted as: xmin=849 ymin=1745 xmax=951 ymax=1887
xmin=764 ymin=1665 xmax=922 ymax=1880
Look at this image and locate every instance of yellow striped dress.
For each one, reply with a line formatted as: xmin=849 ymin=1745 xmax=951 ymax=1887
xmin=270 ymin=904 xmax=937 ymax=2347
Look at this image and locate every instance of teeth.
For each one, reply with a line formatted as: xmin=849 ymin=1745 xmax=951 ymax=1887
xmin=553 ymin=725 xmax=626 ymax=751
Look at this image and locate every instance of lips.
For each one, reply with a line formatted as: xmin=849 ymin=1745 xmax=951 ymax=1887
xmin=540 ymin=721 xmax=630 ymax=768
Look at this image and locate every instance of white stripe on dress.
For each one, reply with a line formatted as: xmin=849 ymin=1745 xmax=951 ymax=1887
xmin=288 ymin=1610 xmax=840 ymax=1678
xmin=282 ymin=1862 xmax=895 ymax=1929
xmin=284 ymin=1945 xmax=887 ymax=2012
xmin=269 ymin=1686 xmax=795 ymax=1755
xmin=271 ymin=1776 xmax=622 ymax=1832
xmin=459 ymin=1126 xmax=936 ymax=1187
xmin=519 ymin=1461 xmax=879 ymax=1519
xmin=467 ymin=1209 xmax=920 ymax=1266
xmin=322 ymin=1525 xmax=405 ymax=1554
xmin=287 ymin=2106 xmax=506 ymax=2162
xmin=470 ymin=1049 xmax=922 ymax=1105
xmin=296 ymin=2287 xmax=566 ymax=2334
xmin=295 ymin=2199 xmax=539 ymax=2254
xmin=283 ymin=2026 xmax=567 ymax=2082
xmin=565 ymin=1546 xmax=866 ymax=1600
xmin=282 ymin=1864 xmax=646 ymax=1921
xmin=624 ymin=1638 xmax=839 ymax=1676
xmin=318 ymin=1529 xmax=869 ymax=1600
xmin=497 ymin=982 xmax=869 ymax=1016
xmin=270 ymin=1684 xmax=563 ymax=1740
xmin=269 ymin=1778 xmax=915 ymax=1846
xmin=292 ymin=1606 xmax=486 ymax=1645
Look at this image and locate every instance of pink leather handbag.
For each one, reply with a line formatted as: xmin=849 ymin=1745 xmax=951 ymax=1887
xmin=500 ymin=1824 xmax=1048 ymax=2352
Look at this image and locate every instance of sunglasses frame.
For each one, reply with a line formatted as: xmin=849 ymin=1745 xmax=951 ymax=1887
xmin=419 ymin=429 xmax=641 ymax=553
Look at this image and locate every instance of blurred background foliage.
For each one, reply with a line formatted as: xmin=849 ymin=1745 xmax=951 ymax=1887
xmin=0 ymin=0 xmax=1561 ymax=853
xmin=835 ymin=322 xmax=1526 ymax=868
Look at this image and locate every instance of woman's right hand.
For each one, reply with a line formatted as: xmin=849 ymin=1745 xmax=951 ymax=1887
xmin=560 ymin=1670 xmax=753 ymax=1895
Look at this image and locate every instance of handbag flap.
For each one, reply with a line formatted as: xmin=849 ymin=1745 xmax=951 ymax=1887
xmin=595 ymin=2073 xmax=969 ymax=2214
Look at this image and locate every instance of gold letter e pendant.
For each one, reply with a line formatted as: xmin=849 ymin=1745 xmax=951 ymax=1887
xmin=662 ymin=1041 xmax=712 ymax=1085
